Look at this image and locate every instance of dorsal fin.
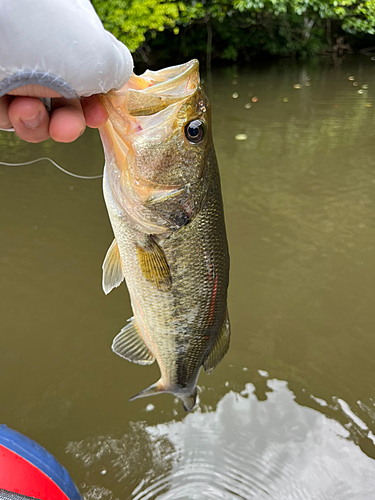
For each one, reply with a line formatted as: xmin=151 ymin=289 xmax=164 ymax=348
xmin=203 ymin=312 xmax=231 ymax=374
xmin=112 ymin=318 xmax=155 ymax=365
xmin=102 ymin=238 xmax=124 ymax=295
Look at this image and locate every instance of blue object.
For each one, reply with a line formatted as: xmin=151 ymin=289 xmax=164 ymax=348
xmin=0 ymin=425 xmax=82 ymax=500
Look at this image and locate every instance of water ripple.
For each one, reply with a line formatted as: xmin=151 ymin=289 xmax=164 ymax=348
xmin=68 ymin=380 xmax=375 ymax=499
xmin=132 ymin=381 xmax=375 ymax=499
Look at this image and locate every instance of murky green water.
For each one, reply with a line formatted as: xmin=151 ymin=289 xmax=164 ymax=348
xmin=1 ymin=55 xmax=375 ymax=498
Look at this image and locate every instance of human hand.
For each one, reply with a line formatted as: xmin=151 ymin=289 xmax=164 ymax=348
xmin=0 ymin=85 xmax=108 ymax=143
xmin=0 ymin=0 xmax=133 ymax=144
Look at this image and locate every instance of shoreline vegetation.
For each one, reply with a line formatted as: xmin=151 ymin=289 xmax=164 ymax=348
xmin=92 ymin=0 xmax=375 ymax=67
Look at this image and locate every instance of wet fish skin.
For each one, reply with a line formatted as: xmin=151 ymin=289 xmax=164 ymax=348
xmin=99 ymin=60 xmax=230 ymax=411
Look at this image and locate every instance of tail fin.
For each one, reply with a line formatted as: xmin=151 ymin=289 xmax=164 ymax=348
xmin=181 ymin=387 xmax=197 ymax=412
xmin=129 ymin=381 xmax=198 ymax=412
xmin=129 ymin=380 xmax=165 ymax=402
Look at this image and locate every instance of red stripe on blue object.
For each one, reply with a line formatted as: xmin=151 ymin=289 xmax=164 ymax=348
xmin=0 ymin=444 xmax=70 ymax=500
xmin=0 ymin=425 xmax=81 ymax=500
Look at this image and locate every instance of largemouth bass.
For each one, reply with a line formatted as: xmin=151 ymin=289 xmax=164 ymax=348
xmin=99 ymin=60 xmax=230 ymax=411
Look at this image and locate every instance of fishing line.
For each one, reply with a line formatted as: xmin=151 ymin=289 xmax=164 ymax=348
xmin=0 ymin=157 xmax=103 ymax=179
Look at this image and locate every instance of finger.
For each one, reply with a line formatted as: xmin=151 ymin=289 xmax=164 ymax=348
xmin=49 ymin=97 xmax=86 ymax=143
xmin=8 ymin=97 xmax=50 ymax=143
xmin=8 ymin=85 xmax=62 ymax=98
xmin=81 ymin=95 xmax=108 ymax=128
xmin=0 ymin=95 xmax=13 ymax=129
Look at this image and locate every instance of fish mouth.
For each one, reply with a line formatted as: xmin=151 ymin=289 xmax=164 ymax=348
xmin=99 ymin=59 xmax=201 ymax=157
xmin=125 ymin=59 xmax=200 ymax=116
xmin=103 ymin=59 xmax=200 ymax=117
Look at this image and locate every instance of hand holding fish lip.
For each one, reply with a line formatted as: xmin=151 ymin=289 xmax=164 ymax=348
xmin=0 ymin=0 xmax=133 ymax=142
xmin=99 ymin=60 xmax=230 ymax=412
xmin=0 ymin=90 xmax=108 ymax=143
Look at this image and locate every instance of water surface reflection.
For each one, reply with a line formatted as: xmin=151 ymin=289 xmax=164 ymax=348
xmin=68 ymin=379 xmax=375 ymax=499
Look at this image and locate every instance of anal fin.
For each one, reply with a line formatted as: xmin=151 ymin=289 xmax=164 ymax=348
xmin=136 ymin=235 xmax=172 ymax=292
xmin=102 ymin=238 xmax=124 ymax=295
xmin=203 ymin=311 xmax=231 ymax=375
xmin=112 ymin=317 xmax=155 ymax=365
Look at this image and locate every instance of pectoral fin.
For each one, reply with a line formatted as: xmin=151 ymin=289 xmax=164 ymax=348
xmin=203 ymin=312 xmax=231 ymax=375
xmin=102 ymin=239 xmax=124 ymax=295
xmin=136 ymin=236 xmax=172 ymax=292
xmin=112 ymin=318 xmax=155 ymax=365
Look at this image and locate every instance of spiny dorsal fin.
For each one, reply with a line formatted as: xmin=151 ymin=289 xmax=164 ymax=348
xmin=102 ymin=239 xmax=124 ymax=295
xmin=203 ymin=311 xmax=231 ymax=375
xmin=136 ymin=236 xmax=172 ymax=292
xmin=112 ymin=318 xmax=155 ymax=365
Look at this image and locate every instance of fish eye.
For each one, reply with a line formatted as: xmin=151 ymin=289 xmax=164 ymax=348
xmin=185 ymin=119 xmax=205 ymax=144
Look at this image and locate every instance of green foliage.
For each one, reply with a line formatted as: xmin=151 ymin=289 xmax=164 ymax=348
xmin=92 ymin=0 xmax=375 ymax=60
xmin=92 ymin=0 xmax=182 ymax=52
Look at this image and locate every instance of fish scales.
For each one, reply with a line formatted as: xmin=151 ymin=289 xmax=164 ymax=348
xmin=99 ymin=60 xmax=230 ymax=411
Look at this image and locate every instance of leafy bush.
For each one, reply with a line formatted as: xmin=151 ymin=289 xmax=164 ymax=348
xmin=92 ymin=0 xmax=182 ymax=52
xmin=92 ymin=0 xmax=375 ymax=61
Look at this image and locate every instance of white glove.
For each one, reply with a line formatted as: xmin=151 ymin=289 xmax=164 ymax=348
xmin=0 ymin=0 xmax=133 ymax=98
